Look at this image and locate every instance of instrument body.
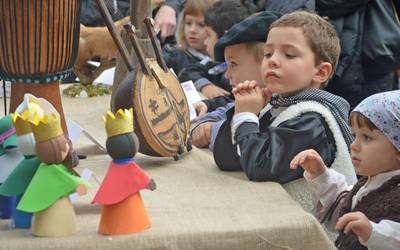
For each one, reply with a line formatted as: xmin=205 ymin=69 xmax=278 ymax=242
xmin=96 ymin=0 xmax=191 ymax=159
xmin=113 ymin=59 xmax=190 ymax=157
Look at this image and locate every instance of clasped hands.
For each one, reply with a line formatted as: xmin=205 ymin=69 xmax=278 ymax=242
xmin=233 ymin=80 xmax=272 ymax=115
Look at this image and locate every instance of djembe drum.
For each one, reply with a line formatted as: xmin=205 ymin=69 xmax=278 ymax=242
xmin=0 ymin=0 xmax=82 ymax=133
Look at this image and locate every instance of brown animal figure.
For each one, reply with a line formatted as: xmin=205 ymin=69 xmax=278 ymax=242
xmin=74 ymin=16 xmax=130 ymax=85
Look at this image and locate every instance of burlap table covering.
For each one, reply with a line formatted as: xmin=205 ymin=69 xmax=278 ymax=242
xmin=0 ymin=94 xmax=335 ymax=250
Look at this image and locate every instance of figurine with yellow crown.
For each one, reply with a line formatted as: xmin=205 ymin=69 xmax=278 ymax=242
xmin=14 ymin=93 xmax=79 ymax=170
xmin=92 ymin=108 xmax=156 ymax=235
xmin=0 ymin=111 xmax=41 ymax=228
xmin=16 ymin=113 xmax=89 ymax=237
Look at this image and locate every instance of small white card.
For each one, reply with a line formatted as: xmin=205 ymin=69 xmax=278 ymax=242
xmin=181 ymin=80 xmax=202 ymax=121
xmin=66 ymin=117 xmax=106 ymax=152
xmin=69 ymin=168 xmax=94 ymax=204
xmin=66 ymin=118 xmax=83 ymax=145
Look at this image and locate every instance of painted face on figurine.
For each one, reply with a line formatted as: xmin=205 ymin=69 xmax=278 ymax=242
xmin=106 ymin=132 xmax=140 ymax=160
xmin=35 ymin=135 xmax=70 ymax=164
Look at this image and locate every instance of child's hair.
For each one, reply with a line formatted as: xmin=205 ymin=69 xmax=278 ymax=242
xmin=244 ymin=42 xmax=265 ymax=63
xmin=269 ymin=11 xmax=340 ymax=87
xmin=177 ymin=0 xmax=217 ymax=49
xmin=349 ymin=111 xmax=377 ymax=131
xmin=204 ymin=0 xmax=250 ymax=38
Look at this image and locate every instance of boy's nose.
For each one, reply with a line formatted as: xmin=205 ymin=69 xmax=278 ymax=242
xmin=225 ymin=70 xmax=234 ymax=85
xmin=350 ymin=140 xmax=360 ymax=152
xmin=224 ymin=70 xmax=230 ymax=80
xmin=268 ymin=56 xmax=279 ymax=68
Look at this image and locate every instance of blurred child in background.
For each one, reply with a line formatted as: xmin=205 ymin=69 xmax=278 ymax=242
xmin=162 ymin=0 xmax=215 ymax=77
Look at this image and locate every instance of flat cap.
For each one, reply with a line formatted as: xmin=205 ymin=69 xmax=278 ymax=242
xmin=214 ymin=11 xmax=282 ymax=62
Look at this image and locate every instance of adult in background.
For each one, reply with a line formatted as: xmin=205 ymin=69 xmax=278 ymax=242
xmin=317 ymin=0 xmax=399 ymax=109
xmin=154 ymin=0 xmax=267 ymax=42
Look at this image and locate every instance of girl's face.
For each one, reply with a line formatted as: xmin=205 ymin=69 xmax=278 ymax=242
xmin=184 ymin=14 xmax=207 ymax=52
xmin=350 ymin=124 xmax=400 ymax=176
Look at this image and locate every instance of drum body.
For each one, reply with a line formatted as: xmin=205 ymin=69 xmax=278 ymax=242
xmin=0 ymin=0 xmax=81 ymax=83
xmin=113 ymin=59 xmax=191 ymax=157
xmin=0 ymin=0 xmax=82 ymax=134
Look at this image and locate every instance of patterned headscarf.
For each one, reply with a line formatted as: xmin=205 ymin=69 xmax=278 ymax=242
xmin=353 ymin=90 xmax=400 ymax=151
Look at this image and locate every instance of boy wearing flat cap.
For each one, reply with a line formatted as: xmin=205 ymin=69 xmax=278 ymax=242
xmin=191 ymin=11 xmax=281 ymax=150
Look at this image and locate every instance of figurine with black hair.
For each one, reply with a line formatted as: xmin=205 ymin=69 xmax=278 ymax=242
xmin=92 ymin=108 xmax=156 ymax=235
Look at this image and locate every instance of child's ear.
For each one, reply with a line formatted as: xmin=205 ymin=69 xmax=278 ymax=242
xmin=312 ymin=62 xmax=332 ymax=87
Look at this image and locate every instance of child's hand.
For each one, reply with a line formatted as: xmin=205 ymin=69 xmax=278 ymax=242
xmin=232 ymin=80 xmax=257 ymax=95
xmin=336 ymin=212 xmax=372 ymax=242
xmin=261 ymin=87 xmax=273 ymax=104
xmin=234 ymin=83 xmax=266 ymax=115
xmin=192 ymin=122 xmax=214 ymax=148
xmin=193 ymin=101 xmax=208 ymax=117
xmin=290 ymin=149 xmax=327 ymax=179
xmin=201 ymin=85 xmax=230 ymax=99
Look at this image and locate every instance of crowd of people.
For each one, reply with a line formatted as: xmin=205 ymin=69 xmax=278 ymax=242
xmin=86 ymin=0 xmax=400 ymax=249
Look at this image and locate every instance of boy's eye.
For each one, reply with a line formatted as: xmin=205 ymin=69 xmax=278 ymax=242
xmin=285 ymin=53 xmax=296 ymax=58
xmin=264 ymin=53 xmax=272 ymax=58
xmin=363 ymin=134 xmax=372 ymax=142
xmin=228 ymin=62 xmax=237 ymax=69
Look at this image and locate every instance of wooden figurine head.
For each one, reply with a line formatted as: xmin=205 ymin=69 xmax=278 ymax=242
xmin=104 ymin=109 xmax=139 ymax=160
xmin=29 ymin=113 xmax=69 ymax=164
